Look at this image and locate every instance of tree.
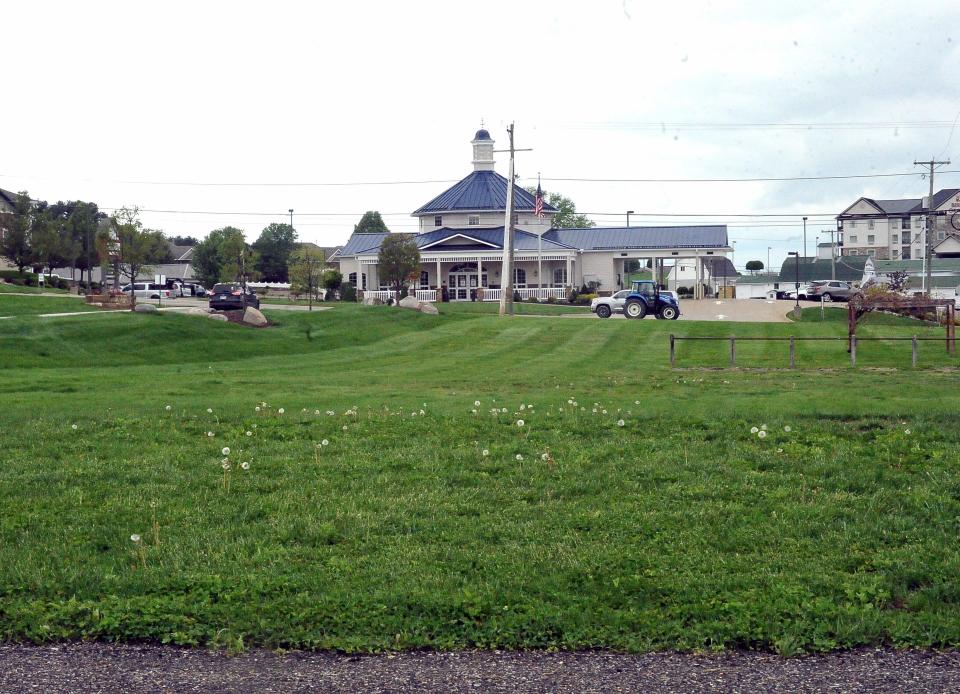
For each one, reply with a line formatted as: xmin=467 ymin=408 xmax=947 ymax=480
xmin=288 ymin=247 xmax=326 ymax=310
xmin=169 ymin=235 xmax=198 ymax=246
xmin=105 ymin=207 xmax=170 ymax=310
xmin=354 ymin=211 xmax=390 ymax=234
xmin=377 ymin=234 xmax=420 ymax=304
xmin=48 ymin=201 xmax=105 ymax=291
xmin=0 ymin=191 xmax=35 ymax=274
xmin=524 ymin=187 xmax=594 ymax=228
xmin=219 ymin=229 xmax=255 ymax=284
xmin=31 ymin=202 xmax=79 ymax=281
xmin=253 ymin=223 xmax=297 ymax=282
xmin=745 ymin=260 xmax=764 ymax=275
xmin=322 ymin=269 xmax=343 ymax=298
xmin=192 ymin=227 xmax=251 ymax=288
xmin=886 ymin=270 xmax=909 ymax=293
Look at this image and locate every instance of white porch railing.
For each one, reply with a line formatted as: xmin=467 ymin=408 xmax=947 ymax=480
xmin=480 ymin=287 xmax=567 ymax=302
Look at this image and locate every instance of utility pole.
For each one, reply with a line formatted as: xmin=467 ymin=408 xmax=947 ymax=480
xmin=289 ymin=208 xmax=294 ymax=229
xmin=914 ymin=158 xmax=950 ymax=296
xmin=823 ymin=228 xmax=839 ymax=280
xmin=496 ymin=123 xmax=531 ymax=317
xmin=802 ymin=216 xmax=808 ymax=259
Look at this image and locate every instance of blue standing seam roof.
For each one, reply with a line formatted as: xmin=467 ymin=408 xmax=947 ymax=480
xmin=544 ymin=226 xmax=729 ymax=250
xmin=412 ymin=170 xmax=559 ymax=215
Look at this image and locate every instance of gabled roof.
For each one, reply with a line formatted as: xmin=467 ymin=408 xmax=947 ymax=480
xmin=702 ymin=256 xmax=739 ymax=278
xmin=339 ymin=227 xmax=576 ymax=257
xmin=412 ymin=170 xmax=558 ymax=216
xmin=169 ymin=245 xmax=194 ymax=262
xmin=933 ymin=188 xmax=960 ymax=210
xmin=340 ymin=232 xmax=392 ymax=256
xmin=544 ymin=225 xmax=729 ymax=250
xmin=778 ymin=255 xmax=868 ymax=282
xmin=0 ymin=188 xmax=18 ymax=211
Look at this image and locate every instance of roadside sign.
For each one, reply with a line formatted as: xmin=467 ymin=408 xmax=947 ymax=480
xmin=154 ymin=274 xmax=166 ymax=285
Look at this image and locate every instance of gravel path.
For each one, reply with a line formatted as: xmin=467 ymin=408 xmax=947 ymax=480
xmin=2 ymin=645 xmax=959 ymax=693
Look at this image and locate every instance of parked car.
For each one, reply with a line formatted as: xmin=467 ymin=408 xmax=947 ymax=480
xmin=179 ymin=282 xmax=207 ymax=297
xmin=805 ymin=280 xmax=859 ymax=302
xmin=209 ymin=283 xmax=260 ymax=310
xmin=590 ymin=289 xmax=633 ymax=318
xmin=121 ymin=282 xmax=173 ymax=300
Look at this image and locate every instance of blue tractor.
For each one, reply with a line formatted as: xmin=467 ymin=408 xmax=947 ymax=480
xmin=623 ymin=280 xmax=680 ymax=320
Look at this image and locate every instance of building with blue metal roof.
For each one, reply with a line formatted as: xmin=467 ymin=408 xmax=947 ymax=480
xmin=335 ymin=129 xmax=733 ymax=301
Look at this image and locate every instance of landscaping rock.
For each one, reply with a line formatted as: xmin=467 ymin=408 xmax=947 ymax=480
xmin=419 ymin=303 xmax=439 ymax=315
xmin=362 ymin=296 xmax=384 ymax=306
xmin=398 ymin=295 xmax=422 ymax=311
xmin=187 ymin=307 xmax=213 ymax=316
xmin=242 ymin=307 xmax=268 ymax=327
xmin=133 ymin=303 xmax=158 ymax=313
xmin=207 ymin=313 xmax=229 ymax=322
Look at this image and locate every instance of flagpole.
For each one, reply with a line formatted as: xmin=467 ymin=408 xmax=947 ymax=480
xmin=536 ymin=174 xmax=543 ymax=297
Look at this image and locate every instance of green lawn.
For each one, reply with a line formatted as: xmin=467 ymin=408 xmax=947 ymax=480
xmin=0 ymin=282 xmax=71 ymax=295
xmin=1 ymin=305 xmax=960 ymax=654
xmin=0 ymin=295 xmax=98 ymax=317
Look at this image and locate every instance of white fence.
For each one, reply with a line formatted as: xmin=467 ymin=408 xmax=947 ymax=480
xmin=362 ymin=287 xmax=567 ymax=303
xmin=364 ymin=289 xmax=438 ymax=302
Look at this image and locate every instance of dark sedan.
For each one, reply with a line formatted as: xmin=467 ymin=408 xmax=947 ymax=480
xmin=209 ymin=283 xmax=260 ymax=310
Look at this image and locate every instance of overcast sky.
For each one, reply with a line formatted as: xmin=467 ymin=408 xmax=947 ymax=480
xmin=3 ymin=0 xmax=959 ymax=270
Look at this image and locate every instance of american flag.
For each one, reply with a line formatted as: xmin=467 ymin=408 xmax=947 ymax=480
xmin=534 ymin=182 xmax=544 ymax=218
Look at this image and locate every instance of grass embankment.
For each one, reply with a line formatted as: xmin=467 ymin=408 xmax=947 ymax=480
xmin=0 ymin=295 xmax=97 ymax=317
xmin=0 ymin=283 xmax=71 ymax=295
xmin=1 ymin=305 xmax=959 ymax=654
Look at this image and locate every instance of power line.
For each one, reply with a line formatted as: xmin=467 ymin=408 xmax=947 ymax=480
xmin=544 ymin=170 xmax=960 ymax=184
xmin=549 ymin=120 xmax=959 ymax=131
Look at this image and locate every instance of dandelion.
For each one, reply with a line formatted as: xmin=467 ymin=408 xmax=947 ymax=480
xmin=750 ymin=427 xmax=759 ymax=434
xmin=221 ymin=447 xmax=230 ymax=456
xmin=245 ymin=431 xmax=252 ymax=437
xmin=758 ymin=430 xmax=767 ymax=439
xmin=776 ymin=448 xmax=783 ymax=454
xmin=617 ymin=419 xmax=625 ymax=427
xmin=130 ymin=533 xmax=146 ymax=569
xmin=520 ymin=404 xmax=526 ymax=411
xmin=515 ymin=454 xmax=524 ymax=461
xmin=482 ymin=449 xmax=489 ymax=456
xmin=327 ymin=411 xmax=335 ymax=416
xmin=904 ymin=429 xmax=912 ymax=435
xmin=516 ymin=419 xmax=525 ymax=427
xmin=315 ymin=410 xmax=320 ymax=415
xmin=474 ymin=400 xmax=481 ymax=407
xmin=130 ymin=534 xmax=141 ymax=543
xmin=342 ymin=425 xmax=348 ymax=431
xmin=255 ymin=406 xmax=261 ymax=412
xmin=784 ymin=426 xmax=792 ymax=432
xmin=501 ymin=407 xmax=508 ymax=413
xmin=71 ymin=424 xmax=78 ymax=430
xmin=602 ymin=409 xmax=608 ymax=415
xmin=207 ymin=431 xmax=215 ymax=437
xmin=278 ymin=408 xmax=285 ymax=415
xmin=760 ymin=424 xmax=768 ymax=431
xmin=592 ymin=408 xmax=598 ymax=413
xmin=321 ymin=439 xmax=329 ymax=446
xmin=635 ymin=400 xmax=640 ymax=405
xmin=165 ymin=405 xmax=171 ymax=411
xmin=541 ymin=453 xmax=550 ymax=461
xmin=419 ymin=409 xmax=425 ymax=416
xmin=207 ymin=408 xmax=213 ymax=414
xmin=559 ymin=408 xmax=564 ymax=413
xmin=240 ymin=462 xmax=250 ymax=471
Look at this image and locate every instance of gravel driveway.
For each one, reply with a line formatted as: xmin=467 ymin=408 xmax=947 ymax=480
xmin=2 ymin=644 xmax=959 ymax=693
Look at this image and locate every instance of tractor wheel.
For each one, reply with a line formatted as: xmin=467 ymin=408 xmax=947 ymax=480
xmin=596 ymin=304 xmax=612 ymax=319
xmin=659 ymin=305 xmax=679 ymax=320
xmin=624 ymin=300 xmax=647 ymax=319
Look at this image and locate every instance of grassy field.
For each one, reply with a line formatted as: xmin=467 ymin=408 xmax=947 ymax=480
xmin=1 ymin=304 xmax=960 ymax=654
xmin=0 ymin=295 xmax=98 ymax=317
xmin=0 ymin=283 xmax=71 ymax=295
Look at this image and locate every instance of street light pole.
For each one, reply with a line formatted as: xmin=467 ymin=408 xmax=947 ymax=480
xmin=767 ymin=246 xmax=771 ymax=276
xmin=289 ymin=208 xmax=294 ymax=229
xmin=626 ymin=210 xmax=634 ymax=228
xmin=802 ymin=216 xmax=808 ymax=259
xmin=788 ymin=251 xmax=800 ymax=311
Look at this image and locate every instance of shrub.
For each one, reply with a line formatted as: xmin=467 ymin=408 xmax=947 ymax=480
xmin=527 ymin=296 xmax=539 ymax=303
xmin=513 ymin=290 xmax=521 ymax=303
xmin=575 ymin=293 xmax=598 ymax=305
xmin=341 ymin=285 xmax=358 ymax=302
xmin=568 ymin=287 xmax=580 ymax=304
xmin=546 ymin=296 xmax=557 ymax=304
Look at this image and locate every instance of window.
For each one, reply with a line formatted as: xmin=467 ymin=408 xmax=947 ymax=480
xmin=867 ymin=235 xmax=875 ymax=244
xmin=939 ymin=230 xmax=946 ymax=241
xmin=905 ymin=218 xmax=913 ymax=229
xmin=849 ymin=235 xmax=857 ymax=243
xmin=868 ymin=219 xmax=875 ymax=230
xmin=892 ymin=234 xmax=898 ymax=244
xmin=867 ymin=249 xmax=876 ymax=257
xmin=553 ymin=267 xmax=567 ymax=286
xmin=849 ymin=220 xmax=858 ymax=228
xmin=514 ymin=268 xmax=526 ymax=287
xmin=348 ymin=272 xmax=356 ymax=286
xmin=914 ymin=233 xmax=922 ymax=243
xmin=434 ymin=215 xmax=442 ymax=227
xmin=936 ymin=216 xmax=947 ymax=229
xmin=468 ymin=216 xmax=480 ymax=226
xmin=419 ymin=271 xmax=429 ymax=289
xmin=892 ymin=249 xmax=899 ymax=258
xmin=891 ymin=218 xmax=900 ymax=230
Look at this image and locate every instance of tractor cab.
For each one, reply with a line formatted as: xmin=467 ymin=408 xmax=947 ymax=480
xmin=624 ymin=280 xmax=680 ymax=320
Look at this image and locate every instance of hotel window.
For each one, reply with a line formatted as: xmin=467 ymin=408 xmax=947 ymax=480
xmin=849 ymin=220 xmax=858 ymax=228
xmin=892 ymin=249 xmax=899 ymax=258
xmin=867 ymin=249 xmax=876 ymax=257
xmin=468 ymin=215 xmax=480 ymax=225
xmin=868 ymin=219 xmax=875 ymax=230
xmin=849 ymin=235 xmax=857 ymax=243
xmin=434 ymin=215 xmax=442 ymax=227
xmin=553 ymin=267 xmax=567 ymax=286
xmin=891 ymin=218 xmax=900 ymax=230
xmin=892 ymin=234 xmax=898 ymax=244
xmin=939 ymin=230 xmax=946 ymax=241
xmin=905 ymin=218 xmax=913 ymax=229
xmin=514 ymin=268 xmax=526 ymax=287
xmin=867 ymin=235 xmax=875 ymax=244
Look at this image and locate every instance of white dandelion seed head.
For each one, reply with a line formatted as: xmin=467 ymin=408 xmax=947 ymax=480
xmin=278 ymin=408 xmax=285 ymax=415
xmin=327 ymin=411 xmax=335 ymax=416
xmin=617 ymin=419 xmax=625 ymax=427
xmin=904 ymin=429 xmax=912 ymax=435
xmin=474 ymin=400 xmax=481 ymax=407
xmin=784 ymin=426 xmax=792 ymax=432
xmin=221 ymin=461 xmax=231 ymax=470
xmin=71 ymin=424 xmax=78 ymax=430
xmin=501 ymin=408 xmax=508 ymax=413
xmin=315 ymin=410 xmax=320 ymax=415
xmin=221 ymin=447 xmax=230 ymax=456
xmin=516 ymin=419 xmax=525 ymax=427
xmin=245 ymin=431 xmax=252 ymax=437
xmin=777 ymin=448 xmax=784 ymax=454
xmin=471 ymin=409 xmax=477 ymax=414
xmin=602 ymin=410 xmax=608 ymax=415
xmin=207 ymin=431 xmax=215 ymax=437
xmin=165 ymin=405 xmax=171 ymax=411
xmin=240 ymin=462 xmax=250 ymax=470
xmin=482 ymin=449 xmax=489 ymax=456
xmin=520 ymin=404 xmax=526 ymax=411
xmin=515 ymin=454 xmax=524 ymax=461
xmin=206 ymin=408 xmax=213 ymax=414
xmin=750 ymin=427 xmax=759 ymax=434
xmin=130 ymin=534 xmax=141 ymax=543
xmin=419 ymin=410 xmax=425 ymax=416
xmin=758 ymin=430 xmax=767 ymax=439
xmin=760 ymin=424 xmax=768 ymax=431
xmin=592 ymin=408 xmax=598 ymax=413
xmin=255 ymin=406 xmax=261 ymax=412
xmin=541 ymin=453 xmax=550 ymax=461
xmin=321 ymin=439 xmax=329 ymax=446
xmin=342 ymin=425 xmax=348 ymax=431
xmin=635 ymin=400 xmax=640 ymax=405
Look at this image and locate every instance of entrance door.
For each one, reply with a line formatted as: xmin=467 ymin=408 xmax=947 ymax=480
xmin=447 ymin=264 xmax=488 ymax=301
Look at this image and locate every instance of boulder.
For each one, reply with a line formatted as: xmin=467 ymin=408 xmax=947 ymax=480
xmin=134 ymin=303 xmax=158 ymax=313
xmin=188 ymin=307 xmax=212 ymax=316
xmin=362 ymin=296 xmax=384 ymax=306
xmin=242 ymin=307 xmax=269 ymax=327
xmin=398 ymin=295 xmax=422 ymax=311
xmin=207 ymin=313 xmax=229 ymax=322
xmin=419 ymin=302 xmax=439 ymax=315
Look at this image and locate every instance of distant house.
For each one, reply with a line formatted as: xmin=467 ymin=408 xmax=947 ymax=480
xmin=736 ymin=256 xmax=873 ymax=299
xmin=0 ymin=188 xmax=18 ymax=271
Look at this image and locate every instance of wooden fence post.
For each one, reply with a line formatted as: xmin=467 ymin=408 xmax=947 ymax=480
xmin=912 ymin=335 xmax=918 ymax=368
xmin=789 ymin=336 xmax=795 ymax=368
xmin=850 ymin=334 xmax=857 ymax=367
xmin=670 ymin=334 xmax=676 ymax=368
xmin=729 ymin=336 xmax=736 ymax=367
